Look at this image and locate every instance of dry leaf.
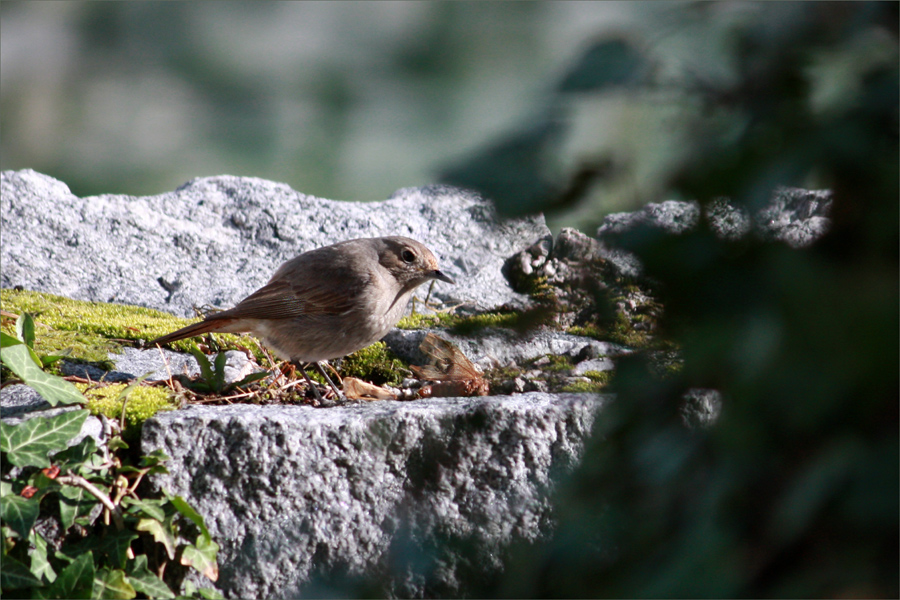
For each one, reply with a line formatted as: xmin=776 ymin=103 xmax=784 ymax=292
xmin=412 ymin=333 xmax=489 ymax=397
xmin=343 ymin=377 xmax=396 ymax=401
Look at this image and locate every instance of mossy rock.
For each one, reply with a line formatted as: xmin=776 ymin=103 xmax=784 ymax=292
xmin=0 ymin=288 xmax=253 ymax=364
xmin=76 ymin=381 xmax=178 ymax=441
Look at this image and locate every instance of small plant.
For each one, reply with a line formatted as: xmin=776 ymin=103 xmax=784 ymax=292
xmin=182 ymin=344 xmax=269 ymax=395
xmin=1 ymin=314 xmax=221 ymax=599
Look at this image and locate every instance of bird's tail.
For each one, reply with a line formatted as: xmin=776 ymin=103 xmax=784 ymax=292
xmin=147 ymin=317 xmax=238 ymax=347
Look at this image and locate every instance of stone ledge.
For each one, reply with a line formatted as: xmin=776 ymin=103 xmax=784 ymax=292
xmin=141 ymin=392 xmax=608 ymax=598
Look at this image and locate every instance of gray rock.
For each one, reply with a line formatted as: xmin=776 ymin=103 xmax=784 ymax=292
xmin=141 ymin=392 xmax=608 ymax=598
xmin=0 ymin=383 xmax=53 ymax=418
xmin=56 ymin=348 xmax=259 ymax=391
xmin=1 ymin=170 xmax=549 ymax=318
xmin=644 ymin=199 xmax=702 ymax=233
xmin=680 ymin=388 xmax=723 ymax=428
xmin=572 ymin=357 xmax=615 ymax=374
xmin=383 ymin=328 xmax=629 ymax=370
xmin=550 ymin=227 xmax=602 ymax=262
xmin=706 ymin=197 xmax=752 ymax=240
xmin=60 ymin=361 xmax=134 ymax=383
xmin=595 ymin=187 xmax=833 ymax=278
xmin=110 ymin=347 xmax=259 ymax=383
xmin=756 ymin=187 xmax=833 ymax=247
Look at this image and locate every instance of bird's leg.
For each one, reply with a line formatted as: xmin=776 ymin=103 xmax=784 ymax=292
xmin=292 ymin=361 xmax=324 ymax=402
xmin=313 ymin=361 xmax=343 ymax=399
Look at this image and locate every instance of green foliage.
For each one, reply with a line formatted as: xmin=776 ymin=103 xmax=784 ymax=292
xmin=1 ymin=315 xmax=220 ymax=598
xmin=179 ymin=345 xmax=269 ymax=395
xmin=429 ymin=2 xmax=899 ymax=597
xmin=1 ymin=410 xmax=89 ymax=469
xmin=1 ymin=314 xmax=85 ymax=406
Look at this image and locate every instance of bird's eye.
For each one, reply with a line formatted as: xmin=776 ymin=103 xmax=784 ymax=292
xmin=401 ymin=249 xmax=416 ymax=263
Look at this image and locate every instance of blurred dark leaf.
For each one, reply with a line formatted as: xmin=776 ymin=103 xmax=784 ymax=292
xmin=558 ymin=37 xmax=651 ymax=93
xmin=440 ymin=116 xmax=564 ymax=217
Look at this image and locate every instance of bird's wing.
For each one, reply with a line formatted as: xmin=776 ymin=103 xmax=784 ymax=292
xmin=215 ymin=276 xmax=362 ymax=321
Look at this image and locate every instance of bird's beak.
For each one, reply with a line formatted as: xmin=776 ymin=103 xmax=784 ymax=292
xmin=431 ymin=270 xmax=455 ymax=284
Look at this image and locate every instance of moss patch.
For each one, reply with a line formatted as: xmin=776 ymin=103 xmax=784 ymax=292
xmin=0 ymin=288 xmax=251 ymax=360
xmin=76 ymin=382 xmax=177 ymax=437
xmin=567 ymin=312 xmax=654 ymax=348
xmin=396 ymin=311 xmax=458 ymax=330
xmin=398 ymin=310 xmax=525 ymax=336
xmin=560 ymin=378 xmax=610 ymax=393
xmin=583 ymin=370 xmax=612 ymax=385
xmin=542 ymin=354 xmax=574 ymax=372
xmin=338 ymin=341 xmax=408 ymax=387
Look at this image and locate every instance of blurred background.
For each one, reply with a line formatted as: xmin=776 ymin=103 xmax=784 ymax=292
xmin=1 ymin=1 xmax=636 ymax=203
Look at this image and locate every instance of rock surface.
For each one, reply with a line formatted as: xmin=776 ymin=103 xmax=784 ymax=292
xmin=594 ymin=188 xmax=833 ymax=279
xmin=141 ymin=393 xmax=607 ymax=598
xmin=384 ymin=327 xmax=628 ymax=371
xmin=0 ymin=169 xmax=549 ymax=318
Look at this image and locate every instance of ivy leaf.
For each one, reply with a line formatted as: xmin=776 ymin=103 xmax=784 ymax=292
xmin=0 ymin=341 xmax=85 ymax=406
xmin=47 ymin=550 xmax=95 ymax=599
xmin=30 ymin=530 xmax=57 ymax=585
xmin=126 ymin=554 xmax=176 ymax=599
xmin=0 ymin=331 xmax=21 ymax=348
xmin=137 ymin=517 xmax=176 ymax=560
xmin=92 ymin=567 xmax=136 ymax=600
xmin=180 ymin=534 xmax=220 ymax=582
xmin=40 ymin=352 xmax=69 ymax=369
xmin=169 ymin=495 xmax=211 ymax=540
xmin=98 ymin=529 xmax=140 ymax=570
xmin=198 ymin=586 xmax=226 ymax=599
xmin=0 ymin=553 xmax=42 ymax=591
xmin=16 ymin=312 xmax=36 ymax=349
xmin=0 ymin=409 xmax=89 ymax=468
xmin=0 ymin=494 xmax=40 ymax=540
xmin=60 ymin=528 xmax=138 ymax=571
xmin=121 ymin=496 xmax=167 ymax=522
xmin=53 ymin=435 xmax=99 ymax=472
xmin=140 ymin=449 xmax=170 ymax=468
xmin=59 ymin=482 xmax=101 ymax=531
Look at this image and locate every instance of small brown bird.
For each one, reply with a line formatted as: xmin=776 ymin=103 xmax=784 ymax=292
xmin=149 ymin=236 xmax=454 ymax=399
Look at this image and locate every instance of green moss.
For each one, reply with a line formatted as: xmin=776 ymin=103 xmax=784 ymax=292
xmin=566 ymin=324 xmax=606 ymax=340
xmin=77 ymin=383 xmax=177 ymax=428
xmin=447 ymin=312 xmax=523 ymax=335
xmin=583 ymin=370 xmax=612 ymax=384
xmin=567 ymin=313 xmax=653 ymax=348
xmin=560 ymin=371 xmax=611 ymax=393
xmin=336 ymin=341 xmax=408 ymax=387
xmin=518 ymin=274 xmax=556 ymax=299
xmin=542 ymin=354 xmax=574 ymax=372
xmin=560 ymin=380 xmax=609 ymax=393
xmin=396 ymin=312 xmax=458 ymax=330
xmin=0 ymin=288 xmax=253 ymax=361
xmin=398 ymin=310 xmax=525 ymax=335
